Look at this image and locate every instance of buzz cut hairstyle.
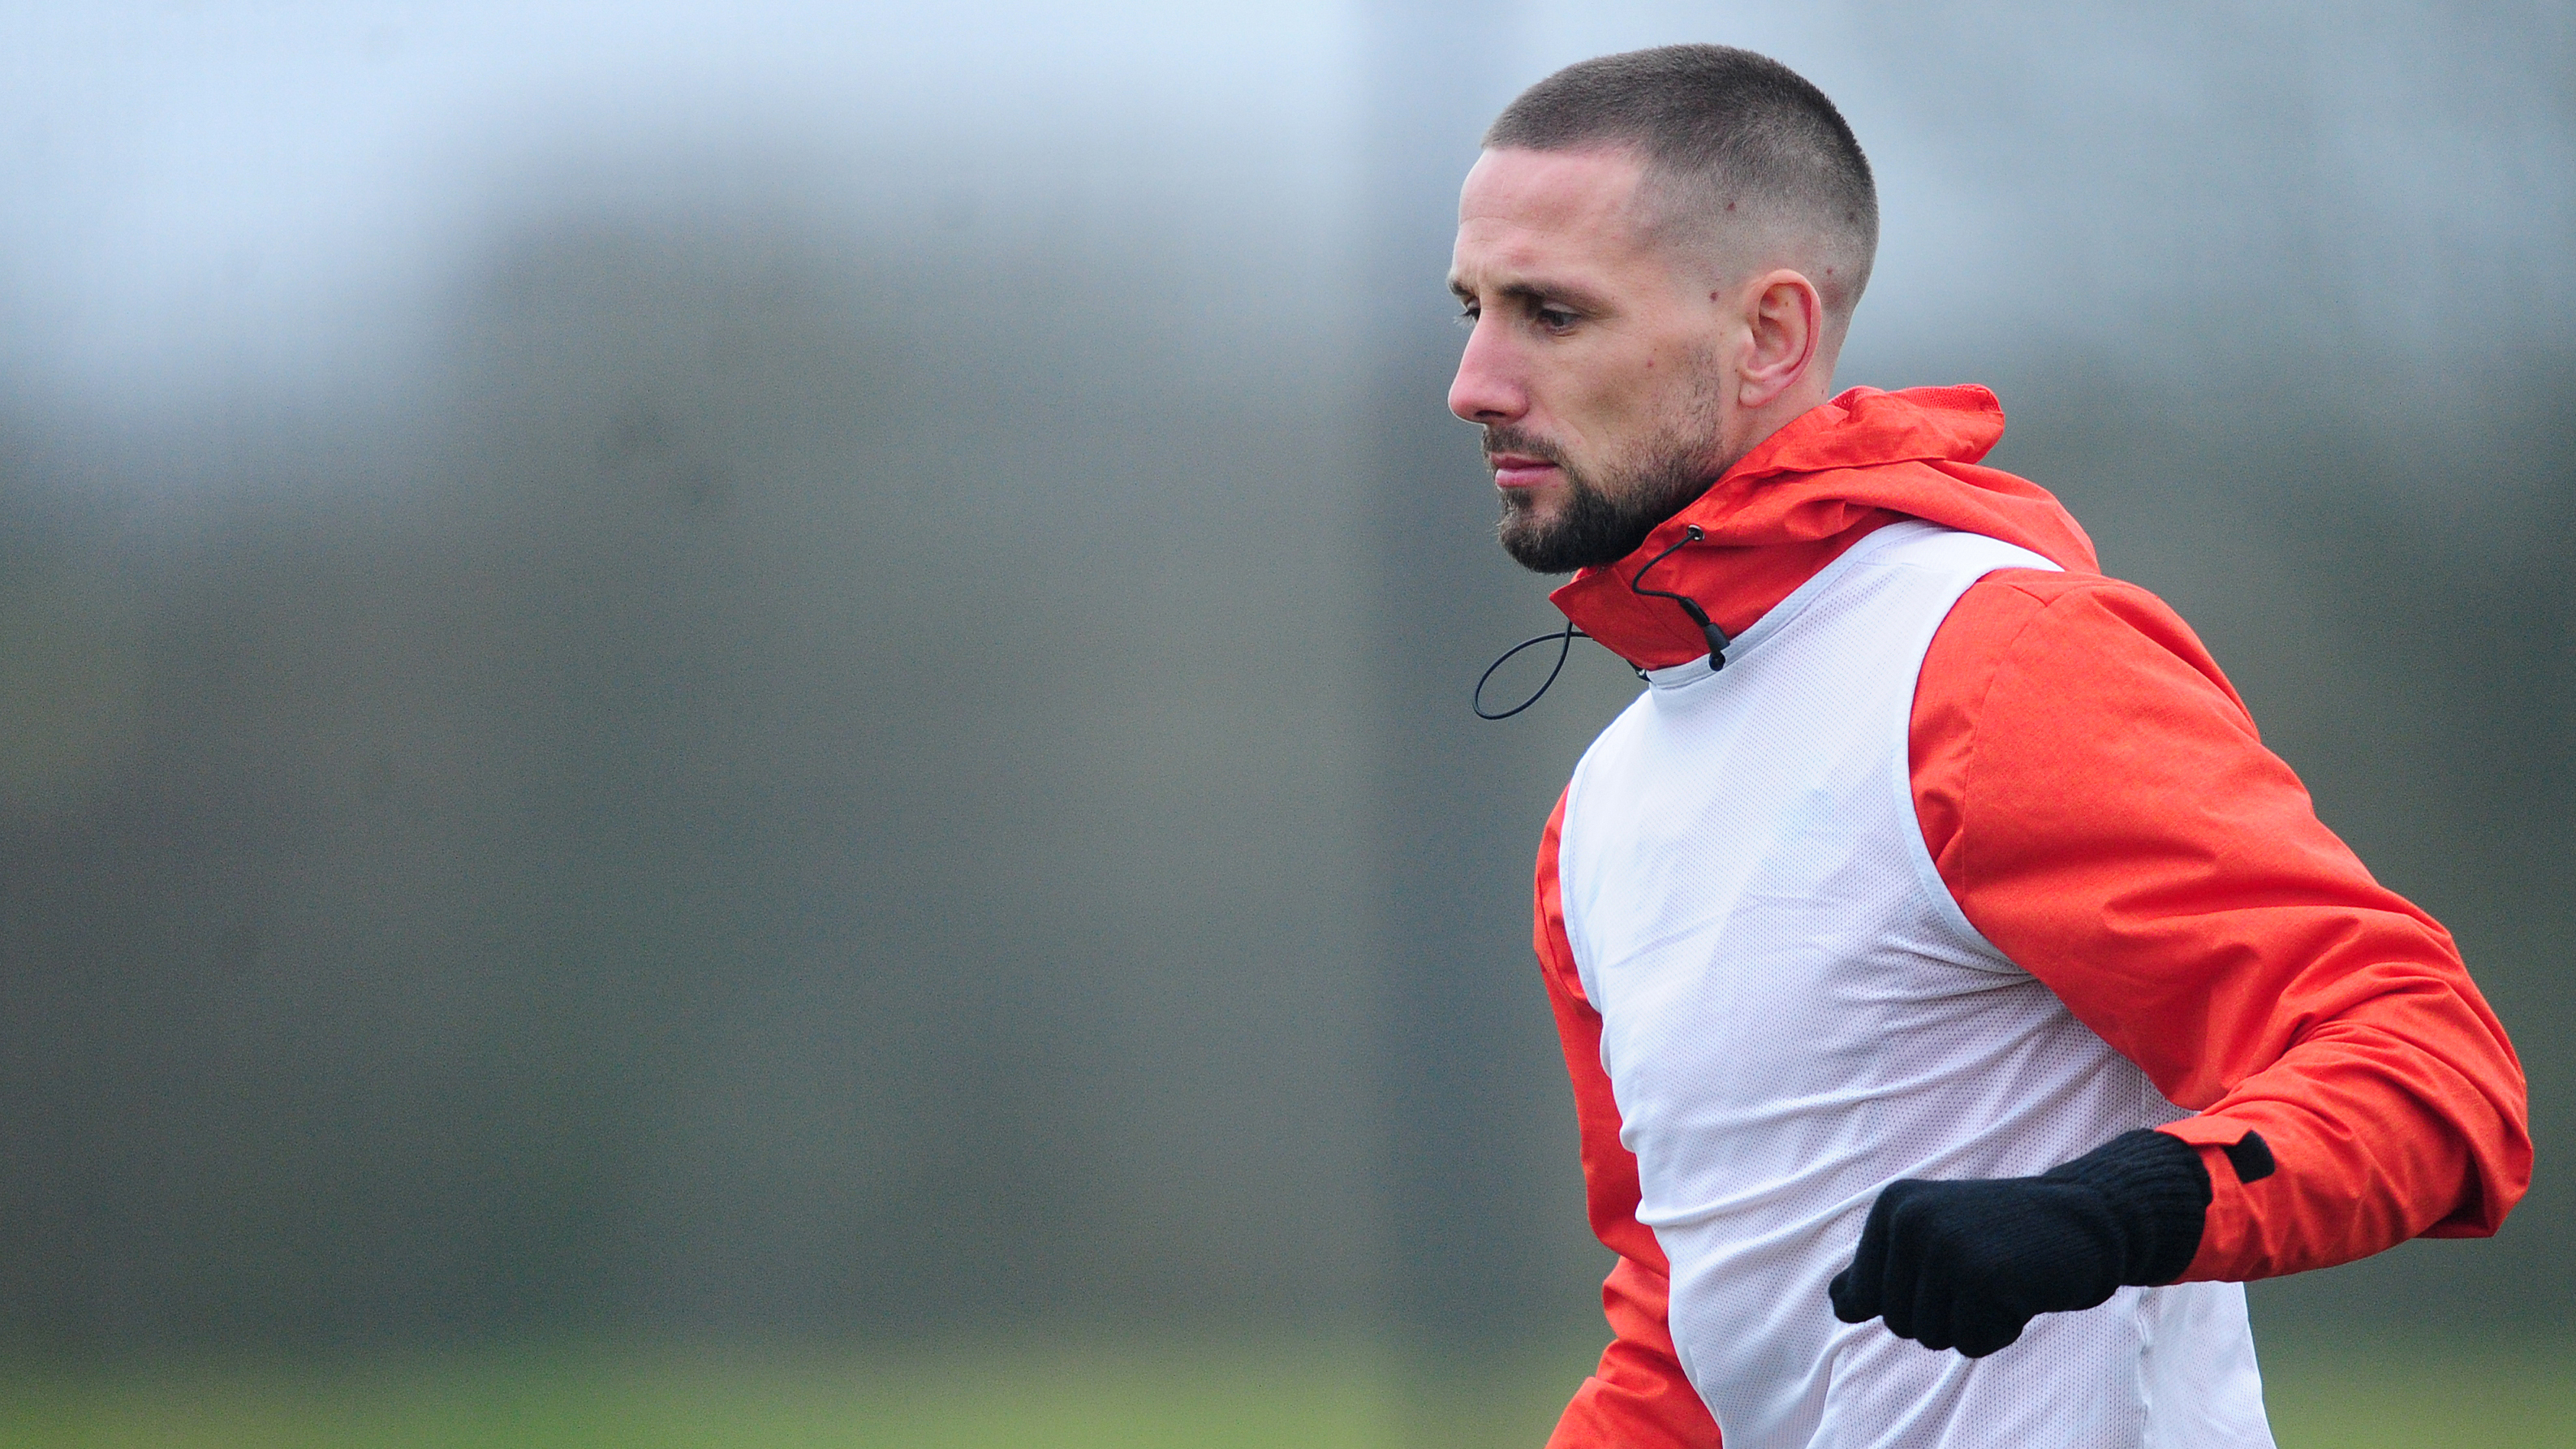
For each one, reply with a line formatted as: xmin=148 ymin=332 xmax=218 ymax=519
xmin=1484 ymin=45 xmax=1879 ymax=320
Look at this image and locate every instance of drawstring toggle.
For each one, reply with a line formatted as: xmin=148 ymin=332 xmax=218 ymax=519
xmin=1628 ymin=524 xmax=1730 ymax=671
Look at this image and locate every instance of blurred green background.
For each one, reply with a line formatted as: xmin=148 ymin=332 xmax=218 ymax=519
xmin=0 ymin=1335 xmax=2570 ymax=1447
xmin=1 ymin=2 xmax=2567 ymax=1443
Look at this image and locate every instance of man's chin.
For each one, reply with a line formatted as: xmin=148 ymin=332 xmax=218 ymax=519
xmin=1501 ymin=491 xmax=1675 ymax=574
xmin=1497 ymin=501 xmax=1592 ymax=576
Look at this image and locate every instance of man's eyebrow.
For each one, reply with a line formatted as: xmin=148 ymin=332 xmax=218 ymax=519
xmin=1450 ymin=276 xmax=1615 ymax=313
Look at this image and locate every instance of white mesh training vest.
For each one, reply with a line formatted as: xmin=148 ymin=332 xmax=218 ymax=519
xmin=1556 ymin=522 xmax=2272 ymax=1449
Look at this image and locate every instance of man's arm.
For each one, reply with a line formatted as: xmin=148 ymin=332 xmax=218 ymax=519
xmin=1535 ymin=794 xmax=1723 ymax=1447
xmin=1837 ymin=571 xmax=2531 ymax=1352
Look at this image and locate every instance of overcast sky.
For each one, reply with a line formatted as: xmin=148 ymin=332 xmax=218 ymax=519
xmin=3 ymin=2 xmax=2567 ymax=417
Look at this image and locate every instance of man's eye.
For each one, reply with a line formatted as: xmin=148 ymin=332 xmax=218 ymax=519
xmin=1536 ymin=307 xmax=1577 ymax=331
xmin=1454 ymin=304 xmax=1480 ymax=328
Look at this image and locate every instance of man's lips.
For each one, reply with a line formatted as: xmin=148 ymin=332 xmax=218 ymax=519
xmin=1488 ymin=455 xmax=1562 ymax=489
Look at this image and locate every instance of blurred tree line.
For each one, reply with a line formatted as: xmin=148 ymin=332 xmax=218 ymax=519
xmin=0 ymin=1 xmax=2565 ymax=1356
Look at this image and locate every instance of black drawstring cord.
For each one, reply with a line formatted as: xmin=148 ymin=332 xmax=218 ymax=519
xmin=1473 ymin=524 xmax=1732 ymax=720
xmin=1474 ymin=618 xmax=1589 ymax=720
xmin=1628 ymin=524 xmax=1732 ymax=672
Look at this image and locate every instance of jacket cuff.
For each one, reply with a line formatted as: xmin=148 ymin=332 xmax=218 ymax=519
xmin=2041 ymin=1128 xmax=2214 ymax=1287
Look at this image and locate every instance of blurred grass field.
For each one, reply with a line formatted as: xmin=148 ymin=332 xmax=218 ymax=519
xmin=0 ymin=1335 xmax=2565 ymax=1447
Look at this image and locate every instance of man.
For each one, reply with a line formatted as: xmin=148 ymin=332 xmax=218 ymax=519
xmin=1448 ymin=45 xmax=2530 ymax=1448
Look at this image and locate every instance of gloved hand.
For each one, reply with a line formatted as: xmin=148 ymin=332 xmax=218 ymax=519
xmin=1826 ymin=1128 xmax=2217 ymax=1357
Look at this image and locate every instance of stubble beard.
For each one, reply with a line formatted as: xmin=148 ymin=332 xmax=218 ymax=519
xmin=1492 ymin=424 xmax=1722 ymax=576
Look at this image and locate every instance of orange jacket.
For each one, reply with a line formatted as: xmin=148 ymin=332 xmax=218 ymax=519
xmin=1536 ymin=386 xmax=2531 ymax=1448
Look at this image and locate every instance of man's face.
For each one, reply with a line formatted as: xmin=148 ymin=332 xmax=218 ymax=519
xmin=1449 ymin=147 xmax=1734 ymax=574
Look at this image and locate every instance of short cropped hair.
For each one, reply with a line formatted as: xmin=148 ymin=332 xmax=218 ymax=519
xmin=1484 ymin=45 xmax=1878 ymax=320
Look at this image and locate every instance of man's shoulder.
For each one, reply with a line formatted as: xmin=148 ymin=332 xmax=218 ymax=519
xmin=1923 ymin=564 xmax=2251 ymax=743
xmin=1958 ymin=565 xmax=2160 ymax=611
xmin=1942 ymin=567 xmax=2211 ymax=667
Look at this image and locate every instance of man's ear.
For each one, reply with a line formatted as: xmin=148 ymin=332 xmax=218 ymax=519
xmin=1738 ymin=269 xmax=1824 ymax=409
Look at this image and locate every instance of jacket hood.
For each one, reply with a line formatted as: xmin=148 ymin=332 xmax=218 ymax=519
xmin=1549 ymin=385 xmax=2100 ymax=670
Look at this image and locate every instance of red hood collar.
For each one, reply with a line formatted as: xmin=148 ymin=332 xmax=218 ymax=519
xmin=1550 ymin=385 xmax=2100 ymax=670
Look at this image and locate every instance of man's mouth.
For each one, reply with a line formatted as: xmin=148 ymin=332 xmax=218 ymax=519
xmin=1488 ymin=453 xmax=1562 ymax=489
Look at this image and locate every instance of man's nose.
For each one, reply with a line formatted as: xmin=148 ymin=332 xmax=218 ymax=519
xmin=1449 ymin=318 xmax=1527 ymax=425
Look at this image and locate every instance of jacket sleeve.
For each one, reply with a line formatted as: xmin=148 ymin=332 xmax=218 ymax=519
xmin=1912 ymin=572 xmax=2531 ymax=1282
xmin=1536 ymin=792 xmax=1723 ymax=1448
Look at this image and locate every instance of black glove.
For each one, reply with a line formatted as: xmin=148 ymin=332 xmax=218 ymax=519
xmin=1826 ymin=1128 xmax=2217 ymax=1357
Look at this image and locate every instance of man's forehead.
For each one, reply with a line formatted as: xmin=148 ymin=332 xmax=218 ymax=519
xmin=1458 ymin=145 xmax=1649 ymax=231
xmin=1452 ymin=146 xmax=1661 ymax=286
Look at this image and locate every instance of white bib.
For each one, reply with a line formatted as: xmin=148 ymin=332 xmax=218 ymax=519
xmin=1557 ymin=522 xmax=2271 ymax=1449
